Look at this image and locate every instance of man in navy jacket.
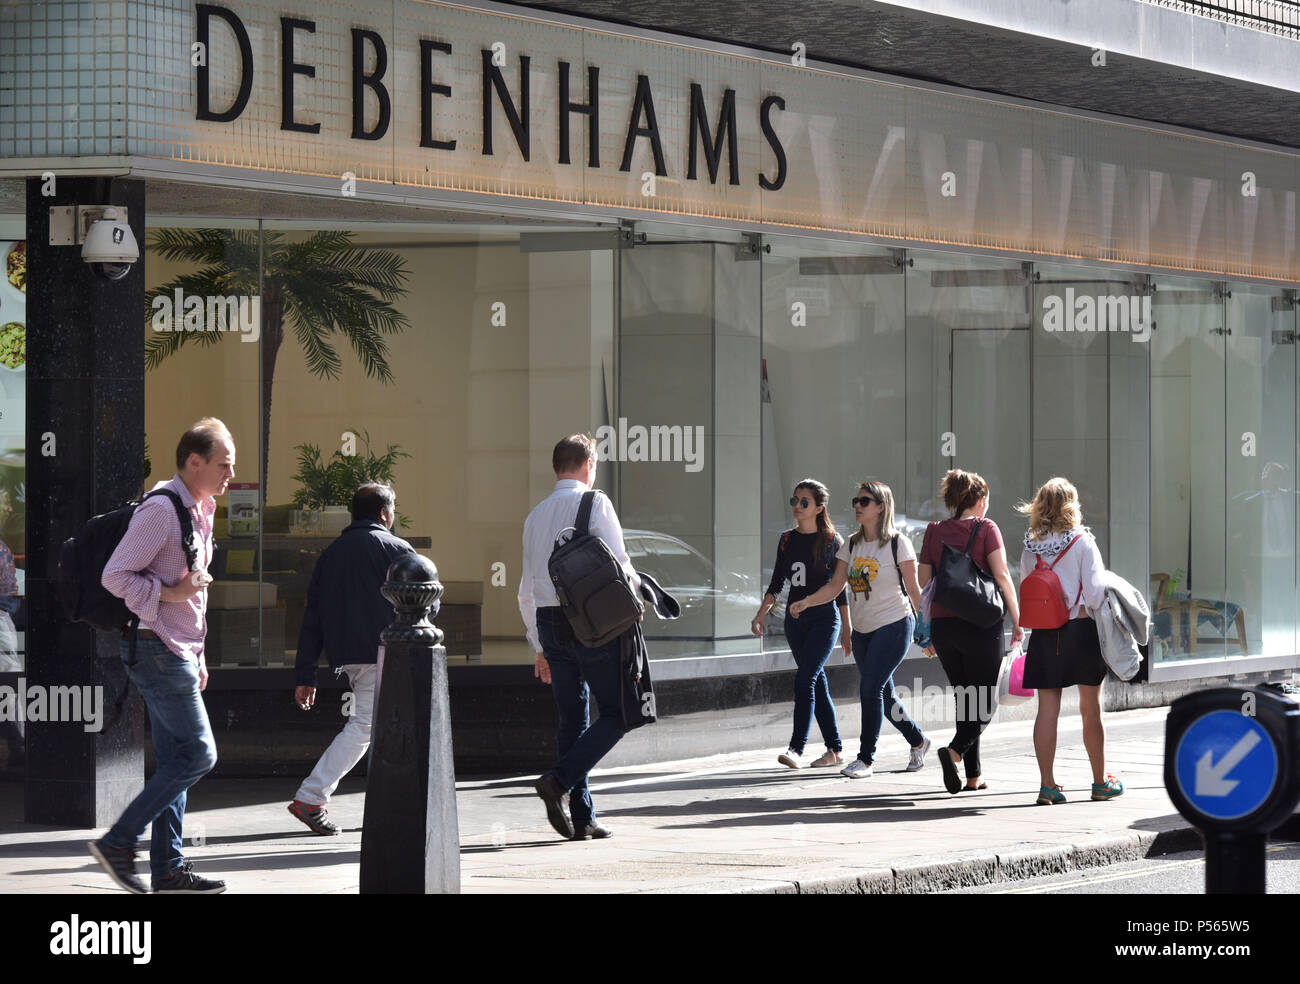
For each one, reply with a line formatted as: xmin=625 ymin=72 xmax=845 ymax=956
xmin=288 ymin=482 xmax=415 ymax=834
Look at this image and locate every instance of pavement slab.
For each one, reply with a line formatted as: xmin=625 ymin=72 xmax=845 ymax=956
xmin=0 ymin=706 xmax=1192 ymax=894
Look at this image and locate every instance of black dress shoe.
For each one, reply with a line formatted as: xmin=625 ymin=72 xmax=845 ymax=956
xmin=534 ymin=773 xmax=575 ymax=839
xmin=571 ymin=820 xmax=613 ymax=841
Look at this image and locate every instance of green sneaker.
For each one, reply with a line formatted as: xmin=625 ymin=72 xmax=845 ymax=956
xmin=1091 ymin=775 xmax=1124 ymax=801
xmin=1036 ymin=784 xmax=1066 ymax=805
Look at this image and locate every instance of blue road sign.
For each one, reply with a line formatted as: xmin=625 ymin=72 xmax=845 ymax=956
xmin=1174 ymin=710 xmax=1279 ymax=821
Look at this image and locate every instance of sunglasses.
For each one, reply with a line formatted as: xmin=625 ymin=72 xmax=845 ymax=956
xmin=852 ymin=496 xmax=881 ymax=508
xmin=789 ymin=496 xmax=812 ymax=509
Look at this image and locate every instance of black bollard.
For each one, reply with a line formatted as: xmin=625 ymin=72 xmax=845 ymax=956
xmin=359 ymin=553 xmax=460 ymax=893
xmin=1164 ymin=686 xmax=1300 ymax=894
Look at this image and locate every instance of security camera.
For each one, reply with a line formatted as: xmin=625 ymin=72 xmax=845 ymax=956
xmin=81 ymin=207 xmax=139 ymax=281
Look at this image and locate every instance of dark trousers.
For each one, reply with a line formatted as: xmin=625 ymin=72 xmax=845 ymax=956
xmin=851 ymin=615 xmax=924 ymax=764
xmin=537 ymin=607 xmax=626 ymax=829
xmin=931 ymin=617 xmax=1003 ymax=779
xmin=784 ymin=605 xmax=842 ymax=755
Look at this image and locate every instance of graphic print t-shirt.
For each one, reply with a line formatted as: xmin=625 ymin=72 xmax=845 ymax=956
xmin=836 ymin=533 xmax=916 ymax=634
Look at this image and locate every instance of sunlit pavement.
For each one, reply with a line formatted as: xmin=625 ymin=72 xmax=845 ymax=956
xmin=0 ymin=707 xmax=1189 ymax=894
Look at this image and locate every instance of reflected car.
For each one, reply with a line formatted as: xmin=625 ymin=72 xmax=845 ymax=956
xmin=623 ymin=530 xmax=770 ymax=639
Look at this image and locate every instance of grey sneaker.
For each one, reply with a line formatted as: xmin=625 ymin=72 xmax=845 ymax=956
xmin=809 ymin=748 xmax=844 ymax=768
xmin=777 ymin=748 xmax=804 ymax=769
xmin=88 ymin=838 xmax=148 ymax=895
xmin=840 ymin=759 xmax=873 ymax=778
xmin=907 ymin=737 xmax=932 ymax=772
xmin=152 ymin=861 xmax=226 ymax=894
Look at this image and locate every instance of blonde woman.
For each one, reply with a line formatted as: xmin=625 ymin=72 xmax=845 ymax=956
xmin=791 ymin=480 xmax=929 ymax=778
xmin=1017 ymin=477 xmax=1122 ymax=805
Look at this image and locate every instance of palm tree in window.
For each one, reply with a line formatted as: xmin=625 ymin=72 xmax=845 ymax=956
xmin=144 ymin=229 xmax=411 ymax=501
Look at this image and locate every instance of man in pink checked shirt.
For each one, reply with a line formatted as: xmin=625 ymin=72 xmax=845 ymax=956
xmin=87 ymin=417 xmax=234 ymax=895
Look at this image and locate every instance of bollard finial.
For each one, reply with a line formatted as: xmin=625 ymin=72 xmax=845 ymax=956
xmin=381 ymin=553 xmax=444 ymax=647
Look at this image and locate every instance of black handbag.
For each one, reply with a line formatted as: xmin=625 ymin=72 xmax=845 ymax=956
xmin=932 ymin=519 xmax=1005 ymax=629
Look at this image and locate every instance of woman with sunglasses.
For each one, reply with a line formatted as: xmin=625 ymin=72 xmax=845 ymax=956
xmin=752 ymin=479 xmax=851 ymax=769
xmin=790 ymin=480 xmax=930 ymax=778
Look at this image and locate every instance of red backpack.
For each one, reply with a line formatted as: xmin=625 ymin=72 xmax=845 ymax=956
xmin=1020 ymin=536 xmax=1082 ymax=630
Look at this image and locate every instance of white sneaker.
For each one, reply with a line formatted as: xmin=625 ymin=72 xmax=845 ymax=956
xmin=907 ymin=737 xmax=932 ymax=772
xmin=840 ymin=759 xmax=873 ymax=778
xmin=809 ymin=748 xmax=844 ymax=768
xmin=777 ymin=748 xmax=804 ymax=769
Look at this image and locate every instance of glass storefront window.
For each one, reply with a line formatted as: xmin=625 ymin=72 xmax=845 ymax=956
xmin=619 ymin=222 xmax=760 ymax=646
xmin=144 ymin=221 xmax=263 ymax=668
xmin=145 ymin=213 xmax=620 ymax=668
xmin=136 ymin=195 xmax=1300 ymax=675
xmin=1150 ymin=276 xmax=1228 ymax=664
xmin=0 ymin=210 xmax=24 ymax=682
xmin=1226 ymin=286 xmax=1297 ymax=659
xmin=761 ymin=236 xmax=907 ymax=601
xmin=905 ymin=250 xmax=1031 ymax=558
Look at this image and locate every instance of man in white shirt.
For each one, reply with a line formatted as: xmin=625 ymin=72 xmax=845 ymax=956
xmin=519 ymin=434 xmax=641 ymax=840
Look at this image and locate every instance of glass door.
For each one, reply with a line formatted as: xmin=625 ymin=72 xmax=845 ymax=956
xmin=1225 ymin=287 xmax=1297 ymax=659
xmin=617 ymin=222 xmax=761 ymax=645
xmin=1149 ymin=277 xmax=1227 ymax=664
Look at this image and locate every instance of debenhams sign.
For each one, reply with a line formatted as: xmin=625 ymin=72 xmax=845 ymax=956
xmin=185 ymin=1 xmax=799 ymax=216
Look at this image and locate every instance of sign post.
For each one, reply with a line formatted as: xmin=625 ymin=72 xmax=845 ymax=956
xmin=1164 ymin=686 xmax=1300 ymax=893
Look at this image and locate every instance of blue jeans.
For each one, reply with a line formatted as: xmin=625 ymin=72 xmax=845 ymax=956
xmin=105 ymin=638 xmax=217 ymax=879
xmin=537 ymin=608 xmax=626 ymax=828
xmin=852 ymin=614 xmax=925 ymax=764
xmin=784 ymin=605 xmax=842 ymax=755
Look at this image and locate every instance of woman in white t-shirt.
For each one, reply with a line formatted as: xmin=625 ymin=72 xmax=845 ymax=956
xmin=790 ymin=480 xmax=931 ymax=778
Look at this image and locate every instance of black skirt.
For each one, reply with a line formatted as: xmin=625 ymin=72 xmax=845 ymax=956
xmin=1023 ymin=617 xmax=1106 ymax=689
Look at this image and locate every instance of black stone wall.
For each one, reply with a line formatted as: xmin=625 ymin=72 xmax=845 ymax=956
xmin=24 ymin=176 xmax=146 ymax=825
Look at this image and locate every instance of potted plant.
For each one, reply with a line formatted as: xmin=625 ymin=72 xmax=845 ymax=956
xmin=290 ymin=429 xmax=411 ymax=532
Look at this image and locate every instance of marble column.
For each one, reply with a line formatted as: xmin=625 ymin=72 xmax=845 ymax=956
xmin=24 ymin=176 xmax=146 ymax=826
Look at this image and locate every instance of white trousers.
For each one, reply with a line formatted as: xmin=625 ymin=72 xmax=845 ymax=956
xmin=294 ymin=663 xmax=377 ymax=807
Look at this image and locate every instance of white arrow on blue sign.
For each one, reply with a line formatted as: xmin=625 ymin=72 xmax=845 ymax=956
xmin=1174 ymin=710 xmax=1278 ymax=821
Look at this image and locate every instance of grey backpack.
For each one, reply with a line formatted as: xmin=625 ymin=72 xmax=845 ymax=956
xmin=547 ymin=491 xmax=643 ymax=648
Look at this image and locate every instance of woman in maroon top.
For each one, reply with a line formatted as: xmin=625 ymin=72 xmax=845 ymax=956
xmin=918 ymin=469 xmax=1023 ymax=794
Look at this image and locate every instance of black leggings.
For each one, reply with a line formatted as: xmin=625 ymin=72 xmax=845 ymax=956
xmin=930 ymin=617 xmax=1003 ymax=779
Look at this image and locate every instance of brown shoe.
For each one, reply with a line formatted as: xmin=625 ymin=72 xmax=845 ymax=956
xmin=572 ymin=820 xmax=613 ymax=840
xmin=534 ymin=773 xmax=574 ymax=839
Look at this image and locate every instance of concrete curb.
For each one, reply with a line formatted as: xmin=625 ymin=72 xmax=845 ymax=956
xmin=712 ymin=825 xmax=1204 ymax=895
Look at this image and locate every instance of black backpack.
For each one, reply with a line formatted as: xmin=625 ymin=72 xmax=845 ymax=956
xmin=547 ymin=491 xmax=643 ymax=648
xmin=56 ymin=489 xmax=199 ymax=633
xmin=931 ymin=519 xmax=1005 ymax=628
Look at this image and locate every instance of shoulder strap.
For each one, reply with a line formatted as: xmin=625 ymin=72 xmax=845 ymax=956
xmin=961 ymin=518 xmax=984 ymax=556
xmin=1047 ymin=534 xmax=1079 ymax=569
xmin=575 ymin=490 xmax=596 ymax=537
xmin=891 ymin=534 xmax=905 ymax=593
xmin=144 ymin=489 xmax=198 ymax=570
